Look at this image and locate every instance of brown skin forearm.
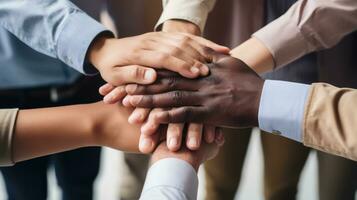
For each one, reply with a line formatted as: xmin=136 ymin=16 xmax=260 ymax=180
xmin=13 ymin=102 xmax=141 ymax=163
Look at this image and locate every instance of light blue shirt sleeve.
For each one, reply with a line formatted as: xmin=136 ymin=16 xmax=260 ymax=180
xmin=0 ymin=0 xmax=112 ymax=74
xmin=140 ymin=158 xmax=198 ymax=200
xmin=258 ymin=80 xmax=311 ymax=142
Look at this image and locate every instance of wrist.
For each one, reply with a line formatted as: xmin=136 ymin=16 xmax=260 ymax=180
xmin=151 ymin=143 xmax=201 ymax=171
xmin=87 ymin=34 xmax=114 ymax=72
xmin=230 ymin=37 xmax=274 ymax=74
xmin=162 ymin=19 xmax=201 ymax=35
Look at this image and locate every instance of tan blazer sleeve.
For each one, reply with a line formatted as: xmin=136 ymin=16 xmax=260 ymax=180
xmin=155 ymin=0 xmax=216 ymax=32
xmin=0 ymin=109 xmax=18 ymax=166
xmin=253 ymin=0 xmax=357 ymax=68
xmin=303 ymin=83 xmax=357 ymax=161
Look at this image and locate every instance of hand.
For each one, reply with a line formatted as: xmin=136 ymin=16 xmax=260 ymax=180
xmin=99 ymin=84 xmax=218 ymax=152
xmin=88 ymin=32 xmax=230 ymax=86
xmin=151 ymin=131 xmax=225 ymax=171
xmin=123 ymin=54 xmax=264 ymax=128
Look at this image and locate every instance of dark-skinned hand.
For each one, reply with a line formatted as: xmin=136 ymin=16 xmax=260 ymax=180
xmin=122 ymin=53 xmax=264 ymax=128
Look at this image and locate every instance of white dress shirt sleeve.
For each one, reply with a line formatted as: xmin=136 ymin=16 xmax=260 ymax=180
xmin=140 ymin=158 xmax=198 ymax=200
xmin=258 ymin=80 xmax=311 ymax=142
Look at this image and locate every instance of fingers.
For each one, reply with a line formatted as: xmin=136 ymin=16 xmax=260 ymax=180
xmin=103 ymin=86 xmax=126 ymax=104
xmin=203 ymin=125 xmax=216 ymax=143
xmin=123 ymin=91 xmax=201 ymax=108
xmin=109 ymin=65 xmax=157 ymax=86
xmin=186 ymin=123 xmax=203 ymax=150
xmin=138 ymin=127 xmax=161 ymax=153
xmin=214 ymin=128 xmax=225 ymax=146
xmin=134 ymin=50 xmax=202 ymax=79
xmin=125 ymin=76 xmax=198 ymax=95
xmin=152 ymin=107 xmax=207 ymax=124
xmin=99 ymin=83 xmax=115 ymax=96
xmin=128 ymin=108 xmax=151 ymax=124
xmin=140 ymin=108 xmax=165 ymax=135
xmin=166 ymin=123 xmax=185 ymax=151
xmin=183 ymin=33 xmax=230 ymax=54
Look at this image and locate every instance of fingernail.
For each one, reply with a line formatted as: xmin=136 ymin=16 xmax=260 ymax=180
xmin=144 ymin=69 xmax=156 ymax=82
xmin=128 ymin=112 xmax=142 ymax=124
xmin=126 ymin=84 xmax=137 ymax=94
xmin=201 ymin=65 xmax=210 ymax=76
xmin=122 ymin=96 xmax=130 ymax=106
xmin=190 ymin=67 xmax=200 ymax=75
xmin=139 ymin=138 xmax=152 ymax=151
xmin=188 ymin=137 xmax=198 ymax=148
xmin=169 ymin=137 xmax=178 ymax=148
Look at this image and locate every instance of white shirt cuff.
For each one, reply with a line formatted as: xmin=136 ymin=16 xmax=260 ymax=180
xmin=258 ymin=80 xmax=310 ymax=142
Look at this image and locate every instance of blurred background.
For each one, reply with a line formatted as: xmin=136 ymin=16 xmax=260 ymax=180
xmin=0 ymin=0 xmax=356 ymax=200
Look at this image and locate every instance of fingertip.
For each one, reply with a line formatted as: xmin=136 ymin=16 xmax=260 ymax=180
xmin=99 ymin=84 xmax=114 ymax=96
xmin=167 ymin=137 xmax=180 ymax=152
xmin=103 ymin=94 xmax=114 ymax=104
xmin=139 ymin=137 xmax=154 ymax=153
xmin=122 ymin=96 xmax=131 ymax=107
xmin=144 ymin=69 xmax=157 ymax=83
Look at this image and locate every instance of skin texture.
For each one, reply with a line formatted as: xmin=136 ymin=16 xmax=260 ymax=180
xmin=123 ymin=53 xmax=265 ymax=128
xmin=12 ymin=102 xmax=150 ymax=163
xmin=88 ymin=32 xmax=230 ymax=86
xmin=99 ymin=20 xmax=226 ymax=152
xmin=151 ymin=130 xmax=225 ymax=171
xmin=230 ymin=37 xmax=274 ymax=73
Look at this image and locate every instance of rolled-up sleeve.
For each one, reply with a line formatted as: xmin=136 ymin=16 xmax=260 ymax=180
xmin=253 ymin=0 xmax=357 ymax=68
xmin=155 ymin=0 xmax=216 ymax=32
xmin=0 ymin=109 xmax=18 ymax=166
xmin=0 ymin=0 xmax=113 ymax=74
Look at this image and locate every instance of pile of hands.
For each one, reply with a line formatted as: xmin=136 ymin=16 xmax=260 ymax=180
xmin=88 ymin=20 xmax=264 ymax=169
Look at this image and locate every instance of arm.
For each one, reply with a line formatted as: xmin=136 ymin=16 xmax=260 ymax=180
xmin=0 ymin=0 xmax=228 ymax=85
xmin=156 ymin=0 xmax=216 ymax=33
xmin=231 ymin=0 xmax=357 ymax=72
xmin=0 ymin=102 xmax=143 ymax=166
xmin=123 ymin=53 xmax=357 ymax=161
xmin=140 ymin=136 xmax=224 ymax=200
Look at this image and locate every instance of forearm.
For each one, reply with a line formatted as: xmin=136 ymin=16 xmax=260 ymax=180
xmin=13 ymin=102 xmax=140 ymax=163
xmin=233 ymin=0 xmax=357 ymax=72
xmin=0 ymin=0 xmax=111 ymax=74
xmin=230 ymin=37 xmax=274 ymax=73
xmin=13 ymin=104 xmax=97 ymax=162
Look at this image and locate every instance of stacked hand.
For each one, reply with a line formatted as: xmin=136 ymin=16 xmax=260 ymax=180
xmin=123 ymin=53 xmax=264 ymax=128
xmin=93 ymin=21 xmax=228 ymax=154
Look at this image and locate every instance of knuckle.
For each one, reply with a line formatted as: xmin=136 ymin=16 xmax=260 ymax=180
xmin=166 ymin=76 xmax=178 ymax=89
xmin=169 ymin=46 xmax=181 ymax=56
xmin=172 ymin=91 xmax=183 ymax=104
xmin=157 ymin=53 xmax=169 ymax=62
xmin=132 ymin=66 xmax=146 ymax=80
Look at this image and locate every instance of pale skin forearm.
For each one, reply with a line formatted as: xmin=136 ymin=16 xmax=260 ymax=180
xmin=13 ymin=102 xmax=141 ymax=163
xmin=230 ymin=37 xmax=274 ymax=73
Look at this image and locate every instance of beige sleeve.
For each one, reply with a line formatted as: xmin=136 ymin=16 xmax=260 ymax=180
xmin=155 ymin=0 xmax=216 ymax=32
xmin=303 ymin=83 xmax=357 ymax=161
xmin=252 ymin=0 xmax=357 ymax=68
xmin=0 ymin=109 xmax=18 ymax=166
